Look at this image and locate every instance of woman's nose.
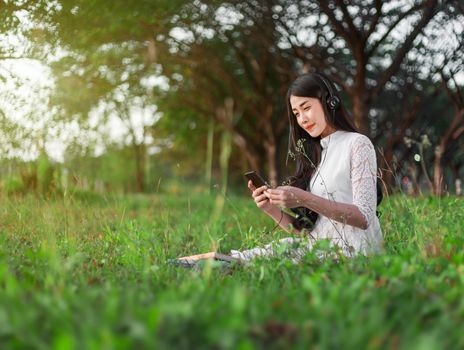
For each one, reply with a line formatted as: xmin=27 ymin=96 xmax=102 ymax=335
xmin=300 ymin=113 xmax=310 ymax=124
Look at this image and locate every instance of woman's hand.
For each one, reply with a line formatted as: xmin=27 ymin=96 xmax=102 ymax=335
xmin=248 ymin=180 xmax=275 ymax=213
xmin=264 ymin=186 xmax=308 ymax=208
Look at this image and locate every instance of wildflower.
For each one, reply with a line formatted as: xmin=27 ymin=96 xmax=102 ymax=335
xmin=404 ymin=137 xmax=412 ymax=148
xmin=287 ymin=150 xmax=296 ymax=161
xmin=296 ymin=138 xmax=306 ymax=153
xmin=421 ymin=134 xmax=431 ymax=148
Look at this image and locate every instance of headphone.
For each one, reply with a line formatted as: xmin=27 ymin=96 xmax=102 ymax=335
xmin=314 ymin=73 xmax=340 ymax=111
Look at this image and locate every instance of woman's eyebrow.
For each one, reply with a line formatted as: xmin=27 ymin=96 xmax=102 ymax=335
xmin=292 ymin=101 xmax=310 ymax=112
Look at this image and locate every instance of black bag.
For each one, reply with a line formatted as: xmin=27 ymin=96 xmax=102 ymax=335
xmin=290 ymin=181 xmax=383 ymax=230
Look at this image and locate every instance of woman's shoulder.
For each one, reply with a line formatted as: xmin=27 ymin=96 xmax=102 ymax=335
xmin=338 ymin=131 xmax=373 ymax=146
xmin=336 ymin=132 xmax=375 ymax=158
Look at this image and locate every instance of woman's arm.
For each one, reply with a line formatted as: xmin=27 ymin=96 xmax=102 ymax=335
xmin=301 ymin=192 xmax=368 ymax=229
xmin=247 ymin=180 xmax=304 ymax=235
xmin=265 ymin=188 xmax=368 ymax=230
xmin=263 ymin=205 xmax=303 ymax=235
xmin=265 ymin=135 xmax=378 ymax=230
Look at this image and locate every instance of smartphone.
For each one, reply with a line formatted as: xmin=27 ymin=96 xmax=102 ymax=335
xmin=244 ymin=170 xmax=269 ymax=188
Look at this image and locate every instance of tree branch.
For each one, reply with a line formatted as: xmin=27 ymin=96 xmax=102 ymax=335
xmin=276 ymin=16 xmax=351 ymax=92
xmin=334 ymin=0 xmax=360 ymax=40
xmin=363 ymin=0 xmax=383 ymax=44
xmin=365 ymin=1 xmax=425 ymax=59
xmin=221 ymin=30 xmax=259 ymax=91
xmin=439 ymin=70 xmax=461 ymax=108
xmin=317 ymin=1 xmax=351 ymax=46
xmin=371 ymin=0 xmax=439 ymax=98
xmin=452 ymin=124 xmax=464 ymax=140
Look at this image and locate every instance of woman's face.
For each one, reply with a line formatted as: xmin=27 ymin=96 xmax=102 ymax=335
xmin=290 ymin=95 xmax=335 ymax=138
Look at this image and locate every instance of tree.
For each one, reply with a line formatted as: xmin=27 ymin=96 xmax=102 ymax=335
xmin=397 ymin=1 xmax=464 ymax=195
xmin=153 ymin=1 xmax=297 ymax=184
xmin=33 ymin=0 xmax=181 ymax=191
xmin=15 ymin=0 xmax=463 ymax=192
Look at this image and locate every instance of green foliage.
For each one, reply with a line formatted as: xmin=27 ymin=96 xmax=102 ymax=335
xmin=0 ymin=161 xmax=37 ymax=195
xmin=37 ymin=152 xmax=55 ymax=196
xmin=1 ymin=176 xmax=25 ymax=195
xmin=0 ymin=193 xmax=463 ymax=348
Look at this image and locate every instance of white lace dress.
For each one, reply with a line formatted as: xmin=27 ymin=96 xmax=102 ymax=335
xmin=230 ymin=130 xmax=383 ymax=262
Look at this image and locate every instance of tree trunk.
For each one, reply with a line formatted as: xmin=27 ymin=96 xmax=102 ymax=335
xmin=262 ymin=104 xmax=278 ymax=186
xmin=211 ymin=101 xmax=233 ymax=222
xmin=210 ymin=128 xmax=232 ymax=223
xmin=350 ymin=67 xmax=368 ymax=133
xmin=264 ymin=139 xmax=278 ymax=187
xmin=433 ymin=109 xmax=464 ymax=196
xmin=214 ymin=97 xmax=260 ymax=173
xmin=433 ymin=144 xmax=444 ymax=196
xmin=133 ymin=143 xmax=146 ymax=192
xmin=352 ymin=94 xmax=368 ymax=133
xmin=231 ymin=133 xmax=259 ymax=171
xmin=379 ymin=94 xmax=421 ymax=193
xmin=216 ymin=98 xmax=234 ymax=196
xmin=205 ymin=119 xmax=214 ymax=194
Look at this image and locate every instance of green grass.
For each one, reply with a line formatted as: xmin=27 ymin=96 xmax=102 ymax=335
xmin=0 ymin=191 xmax=463 ymax=349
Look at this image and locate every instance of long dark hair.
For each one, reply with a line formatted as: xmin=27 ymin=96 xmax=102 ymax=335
xmin=285 ymin=72 xmax=381 ymax=230
xmin=286 ymin=72 xmax=357 ymax=189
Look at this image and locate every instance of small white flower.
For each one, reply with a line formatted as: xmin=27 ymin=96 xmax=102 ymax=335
xmin=288 ymin=150 xmax=296 ymax=160
xmin=421 ymin=134 xmax=431 ymax=148
xmin=404 ymin=137 xmax=412 ymax=148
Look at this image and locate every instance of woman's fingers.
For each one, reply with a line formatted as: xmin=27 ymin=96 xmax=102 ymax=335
xmin=253 ymin=191 xmax=272 ymax=209
xmin=249 ymin=183 xmax=297 ymax=208
xmin=249 ymin=182 xmax=270 ymax=209
xmin=248 ymin=180 xmax=256 ymax=191
xmin=254 ymin=193 xmax=268 ymax=203
xmin=252 ymin=185 xmax=268 ymax=198
xmin=265 ymin=189 xmax=284 ymax=200
xmin=265 ymin=189 xmax=291 ymax=206
xmin=269 ymin=198 xmax=283 ymax=206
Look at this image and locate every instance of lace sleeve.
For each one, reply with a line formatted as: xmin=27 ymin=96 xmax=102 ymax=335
xmin=350 ymin=135 xmax=377 ymax=228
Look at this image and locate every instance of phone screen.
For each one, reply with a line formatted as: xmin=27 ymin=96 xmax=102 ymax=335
xmin=244 ymin=171 xmax=268 ymax=188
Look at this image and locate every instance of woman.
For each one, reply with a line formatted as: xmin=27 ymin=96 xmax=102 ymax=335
xmin=230 ymin=72 xmax=383 ymax=262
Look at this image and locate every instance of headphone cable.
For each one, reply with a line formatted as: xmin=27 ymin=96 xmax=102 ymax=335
xmin=269 ymin=209 xmax=284 ymax=234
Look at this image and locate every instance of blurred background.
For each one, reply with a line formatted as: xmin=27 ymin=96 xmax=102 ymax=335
xmin=1 ymin=0 xmax=463 ymax=198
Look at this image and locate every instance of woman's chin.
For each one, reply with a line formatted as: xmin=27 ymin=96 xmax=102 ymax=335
xmin=306 ymin=129 xmax=321 ymax=138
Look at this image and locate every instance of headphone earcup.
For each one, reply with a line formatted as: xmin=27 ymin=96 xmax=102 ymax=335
xmin=327 ymin=95 xmax=340 ymax=110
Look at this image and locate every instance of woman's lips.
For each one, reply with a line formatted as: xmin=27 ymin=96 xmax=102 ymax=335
xmin=305 ymin=124 xmax=315 ymax=131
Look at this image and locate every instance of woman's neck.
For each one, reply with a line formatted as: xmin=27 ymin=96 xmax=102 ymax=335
xmin=321 ymin=126 xmax=337 ymax=139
